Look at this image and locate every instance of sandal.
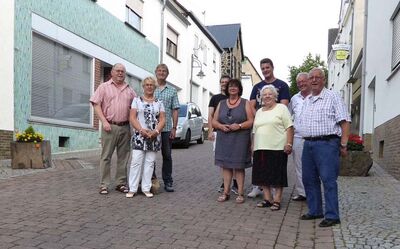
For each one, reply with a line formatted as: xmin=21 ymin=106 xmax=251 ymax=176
xmin=235 ymin=195 xmax=245 ymax=204
xmin=217 ymin=193 xmax=230 ymax=202
xmin=99 ymin=187 xmax=108 ymax=195
xmin=115 ymin=185 xmax=129 ymax=193
xmin=270 ymin=202 xmax=281 ymax=211
xmin=257 ymin=200 xmax=272 ymax=208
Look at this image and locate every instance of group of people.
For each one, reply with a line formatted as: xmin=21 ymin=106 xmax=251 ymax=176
xmin=209 ymin=58 xmax=350 ymax=227
xmin=90 ymin=63 xmax=179 ymax=198
xmin=90 ymin=56 xmax=350 ymax=228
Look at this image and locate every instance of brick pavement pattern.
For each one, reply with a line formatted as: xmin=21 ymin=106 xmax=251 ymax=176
xmin=0 ymin=141 xmax=399 ymax=249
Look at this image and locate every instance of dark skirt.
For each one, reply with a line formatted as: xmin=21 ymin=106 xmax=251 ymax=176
xmin=252 ymin=150 xmax=288 ymax=187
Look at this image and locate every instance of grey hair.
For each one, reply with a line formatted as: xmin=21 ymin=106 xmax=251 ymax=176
xmin=296 ymin=72 xmax=308 ymax=82
xmin=309 ymin=67 xmax=325 ymax=79
xmin=260 ymin=84 xmax=278 ymax=102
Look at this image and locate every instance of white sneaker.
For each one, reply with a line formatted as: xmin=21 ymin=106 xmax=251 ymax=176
xmin=247 ymin=186 xmax=263 ymax=198
xmin=126 ymin=192 xmax=136 ymax=198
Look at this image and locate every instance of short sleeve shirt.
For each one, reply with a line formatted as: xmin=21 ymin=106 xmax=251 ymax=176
xmin=154 ymin=85 xmax=180 ymax=132
xmin=89 ymin=79 xmax=136 ymax=122
xmin=208 ymin=94 xmax=228 ymax=108
xmin=298 ymin=88 xmax=351 ymax=137
xmin=288 ymin=92 xmax=310 ymax=138
xmin=250 ymin=79 xmax=290 ymax=110
xmin=252 ymin=104 xmax=293 ymax=151
xmin=130 ymin=97 xmax=165 ymax=151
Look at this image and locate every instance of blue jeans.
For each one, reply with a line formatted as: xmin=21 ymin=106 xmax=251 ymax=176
xmin=302 ymin=138 xmax=340 ymax=220
xmin=161 ymin=131 xmax=173 ymax=185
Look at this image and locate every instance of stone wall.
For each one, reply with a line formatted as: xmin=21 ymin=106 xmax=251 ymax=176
xmin=373 ymin=114 xmax=400 ymax=180
xmin=0 ymin=130 xmax=13 ymax=160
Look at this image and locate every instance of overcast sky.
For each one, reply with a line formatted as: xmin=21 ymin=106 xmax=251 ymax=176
xmin=181 ymin=0 xmax=341 ymax=84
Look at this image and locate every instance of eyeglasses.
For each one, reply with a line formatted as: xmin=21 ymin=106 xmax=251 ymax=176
xmin=227 ymin=108 xmax=232 ymax=119
xmin=309 ymin=76 xmax=324 ymax=81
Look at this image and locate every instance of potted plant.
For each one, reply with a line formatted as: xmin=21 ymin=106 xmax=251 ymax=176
xmin=340 ymin=134 xmax=373 ymax=176
xmin=11 ymin=126 xmax=51 ymax=169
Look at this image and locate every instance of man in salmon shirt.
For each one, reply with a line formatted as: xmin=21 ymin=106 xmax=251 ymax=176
xmin=90 ymin=63 xmax=136 ymax=195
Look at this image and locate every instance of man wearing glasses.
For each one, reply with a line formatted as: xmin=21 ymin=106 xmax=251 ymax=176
xmin=298 ymin=67 xmax=350 ymax=227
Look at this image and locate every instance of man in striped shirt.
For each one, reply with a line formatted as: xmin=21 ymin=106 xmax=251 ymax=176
xmin=298 ymin=67 xmax=350 ymax=227
xmin=90 ymin=63 xmax=136 ymax=195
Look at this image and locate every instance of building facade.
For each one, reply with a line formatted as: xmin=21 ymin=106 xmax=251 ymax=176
xmin=0 ymin=0 xmax=158 ymax=158
xmin=328 ymin=0 xmax=400 ymax=179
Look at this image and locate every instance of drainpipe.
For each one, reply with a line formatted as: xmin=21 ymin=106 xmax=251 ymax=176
xmin=160 ymin=0 xmax=167 ymax=63
xmin=360 ymin=0 xmax=368 ymax=137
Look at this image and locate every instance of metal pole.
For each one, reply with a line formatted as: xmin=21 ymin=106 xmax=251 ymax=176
xmin=190 ymin=54 xmax=193 ymax=102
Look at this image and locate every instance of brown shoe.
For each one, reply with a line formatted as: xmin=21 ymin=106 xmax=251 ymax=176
xmin=115 ymin=185 xmax=129 ymax=193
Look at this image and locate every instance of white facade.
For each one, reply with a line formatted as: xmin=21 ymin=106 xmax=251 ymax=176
xmin=363 ymin=0 xmax=400 ymax=131
xmin=97 ymin=0 xmax=222 ymax=119
xmin=327 ymin=0 xmax=364 ymax=109
xmin=0 ymin=0 xmax=14 ymax=131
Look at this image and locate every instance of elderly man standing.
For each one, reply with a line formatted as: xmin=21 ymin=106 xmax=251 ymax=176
xmin=90 ymin=63 xmax=136 ymax=195
xmin=299 ymin=67 xmax=350 ymax=227
xmin=288 ymin=72 xmax=311 ymax=201
xmin=154 ymin=64 xmax=180 ymax=192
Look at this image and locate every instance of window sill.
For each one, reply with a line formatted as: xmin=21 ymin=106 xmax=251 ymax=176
xmin=387 ymin=63 xmax=400 ymax=81
xmin=166 ymin=53 xmax=181 ymax=63
xmin=124 ymin=22 xmax=146 ymax=38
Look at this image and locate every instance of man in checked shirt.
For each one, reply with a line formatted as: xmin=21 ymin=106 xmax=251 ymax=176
xmin=298 ymin=67 xmax=350 ymax=227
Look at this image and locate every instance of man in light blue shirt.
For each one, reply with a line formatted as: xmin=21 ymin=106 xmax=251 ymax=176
xmin=288 ymin=72 xmax=311 ymax=202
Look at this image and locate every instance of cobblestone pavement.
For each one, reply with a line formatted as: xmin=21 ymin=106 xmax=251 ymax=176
xmin=0 ymin=141 xmax=399 ymax=249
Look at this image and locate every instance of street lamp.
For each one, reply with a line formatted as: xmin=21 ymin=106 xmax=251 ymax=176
xmin=190 ymin=53 xmax=205 ymax=103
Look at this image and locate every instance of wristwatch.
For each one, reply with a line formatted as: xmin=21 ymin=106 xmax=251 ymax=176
xmin=340 ymin=143 xmax=347 ymax=148
xmin=239 ymin=123 xmax=242 ymax=129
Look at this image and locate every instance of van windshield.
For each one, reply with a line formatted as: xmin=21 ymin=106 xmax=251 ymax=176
xmin=178 ymin=105 xmax=187 ymax=117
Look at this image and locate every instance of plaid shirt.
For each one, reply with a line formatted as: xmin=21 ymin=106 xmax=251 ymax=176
xmin=155 ymin=85 xmax=180 ymax=132
xmin=298 ymin=88 xmax=350 ymax=137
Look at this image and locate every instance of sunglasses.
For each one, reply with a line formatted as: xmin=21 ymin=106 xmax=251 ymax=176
xmin=227 ymin=108 xmax=232 ymax=119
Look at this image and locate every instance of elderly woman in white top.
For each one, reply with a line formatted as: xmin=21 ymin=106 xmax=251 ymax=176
xmin=126 ymin=77 xmax=165 ymax=198
xmin=252 ymin=85 xmax=294 ymax=211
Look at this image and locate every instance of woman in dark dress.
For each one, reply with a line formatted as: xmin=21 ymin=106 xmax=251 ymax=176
xmin=212 ymin=79 xmax=254 ymax=204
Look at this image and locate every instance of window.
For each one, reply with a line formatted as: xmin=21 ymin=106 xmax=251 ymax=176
xmin=392 ymin=7 xmax=400 ymax=70
xmin=213 ymin=52 xmax=216 ymax=72
xmin=125 ymin=0 xmax=143 ymax=32
xmin=126 ymin=7 xmax=142 ymax=31
xmin=167 ymin=26 xmax=178 ymax=59
xmin=126 ymin=74 xmax=141 ymax=95
xmin=31 ymin=33 xmax=92 ymax=126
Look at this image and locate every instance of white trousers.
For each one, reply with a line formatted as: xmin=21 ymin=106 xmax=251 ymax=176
xmin=292 ymin=137 xmax=306 ymax=196
xmin=128 ymin=150 xmax=156 ymax=192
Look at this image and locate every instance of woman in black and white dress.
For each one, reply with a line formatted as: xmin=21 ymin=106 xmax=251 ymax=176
xmin=126 ymin=77 xmax=165 ymax=198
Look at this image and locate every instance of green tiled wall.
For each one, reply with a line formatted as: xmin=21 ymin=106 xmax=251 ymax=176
xmin=14 ymin=0 xmax=158 ymax=152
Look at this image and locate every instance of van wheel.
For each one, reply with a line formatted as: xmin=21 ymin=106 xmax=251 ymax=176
xmin=183 ymin=130 xmax=191 ymax=148
xmin=197 ymin=129 xmax=204 ymax=144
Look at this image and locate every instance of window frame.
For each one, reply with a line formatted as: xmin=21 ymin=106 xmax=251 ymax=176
xmin=166 ymin=26 xmax=179 ymax=59
xmin=30 ymin=32 xmax=93 ymax=128
xmin=125 ymin=6 xmax=142 ymax=32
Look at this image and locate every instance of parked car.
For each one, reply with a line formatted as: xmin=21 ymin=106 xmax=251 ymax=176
xmin=173 ymin=102 xmax=204 ymax=148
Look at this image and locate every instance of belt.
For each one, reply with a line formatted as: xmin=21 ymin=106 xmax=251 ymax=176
xmin=107 ymin=120 xmax=129 ymax=126
xmin=303 ymin=134 xmax=340 ymax=141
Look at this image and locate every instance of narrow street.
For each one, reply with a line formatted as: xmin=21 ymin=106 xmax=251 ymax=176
xmin=0 ymin=141 xmax=399 ymax=248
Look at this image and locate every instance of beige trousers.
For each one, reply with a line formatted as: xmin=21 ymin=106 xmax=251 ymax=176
xmin=99 ymin=124 xmax=131 ymax=188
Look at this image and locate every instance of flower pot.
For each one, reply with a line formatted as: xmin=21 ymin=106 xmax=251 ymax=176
xmin=10 ymin=140 xmax=51 ymax=169
xmin=340 ymin=151 xmax=373 ymax=176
